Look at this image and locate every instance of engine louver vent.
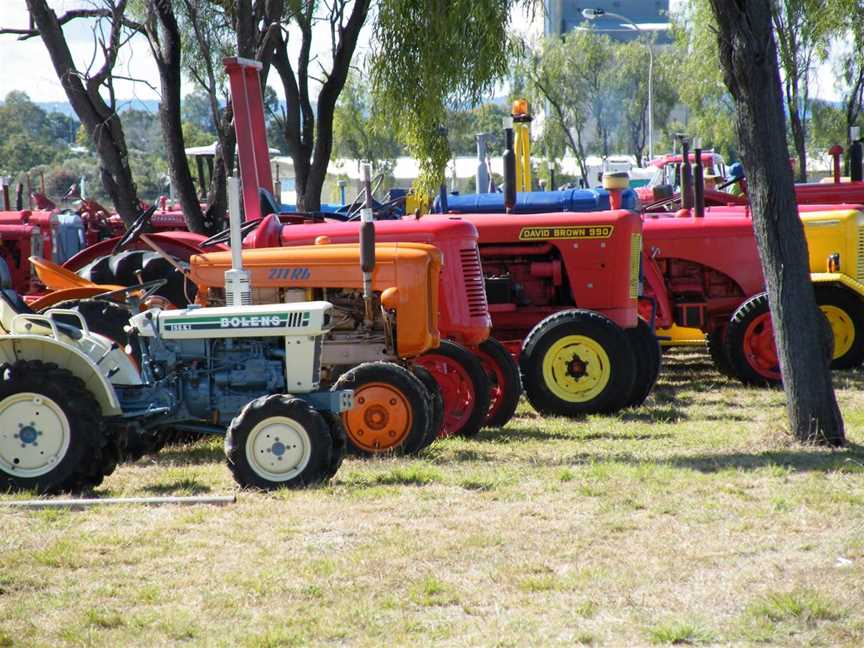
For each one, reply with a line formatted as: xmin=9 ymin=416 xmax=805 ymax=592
xmin=460 ymin=248 xmax=488 ymax=318
xmin=858 ymin=226 xmax=864 ymax=282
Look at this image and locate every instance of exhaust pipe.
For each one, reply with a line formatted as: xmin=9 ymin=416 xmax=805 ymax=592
xmin=680 ymin=136 xmax=693 ymax=210
xmin=224 ymin=176 xmax=251 ymax=307
xmin=503 ymin=117 xmax=517 ymax=212
xmin=360 ymin=163 xmax=376 ymax=327
xmin=694 ymin=147 xmax=705 ymax=218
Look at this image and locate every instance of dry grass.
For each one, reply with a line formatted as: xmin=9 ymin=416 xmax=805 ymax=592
xmin=2 ymin=349 xmax=864 ymax=647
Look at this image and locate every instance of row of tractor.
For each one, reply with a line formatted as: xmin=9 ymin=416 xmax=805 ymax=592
xmin=3 ymin=60 xmax=864 ymax=495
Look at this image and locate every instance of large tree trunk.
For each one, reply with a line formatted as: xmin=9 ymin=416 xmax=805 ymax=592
xmin=709 ymin=0 xmax=843 ymax=445
xmin=26 ymin=0 xmax=141 ymax=225
xmin=789 ymin=103 xmax=808 ymax=182
xmin=146 ymin=1 xmax=209 ymax=234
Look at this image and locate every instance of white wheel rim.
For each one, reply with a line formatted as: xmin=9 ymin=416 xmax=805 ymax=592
xmin=0 ymin=392 xmax=71 ymax=478
xmin=244 ymin=416 xmax=312 ymax=483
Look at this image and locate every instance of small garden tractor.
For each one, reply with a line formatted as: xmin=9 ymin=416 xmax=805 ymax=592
xmin=0 ymin=210 xmax=353 ymax=493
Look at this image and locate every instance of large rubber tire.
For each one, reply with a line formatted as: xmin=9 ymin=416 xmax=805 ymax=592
xmin=320 ymin=412 xmax=347 ymax=480
xmin=331 ymin=362 xmax=431 ymax=456
xmin=520 ymin=309 xmax=637 ymax=417
xmin=0 ymin=360 xmax=115 ymax=493
xmin=815 ymin=286 xmax=864 ymax=370
xmin=706 ymin=326 xmax=736 ymax=378
xmin=724 ymin=293 xmax=780 ymax=387
xmin=411 ymin=365 xmax=445 ymax=449
xmin=415 ymin=340 xmax=491 ymax=438
xmin=77 ymin=250 xmax=196 ymax=307
xmin=225 ymin=395 xmax=336 ymax=489
xmin=474 ymin=337 xmax=522 ymax=428
xmin=622 ymin=319 xmax=661 ymax=408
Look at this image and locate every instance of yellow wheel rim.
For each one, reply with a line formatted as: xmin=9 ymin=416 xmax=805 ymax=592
xmin=541 ymin=335 xmax=612 ymax=403
xmin=821 ymin=305 xmax=855 ymax=360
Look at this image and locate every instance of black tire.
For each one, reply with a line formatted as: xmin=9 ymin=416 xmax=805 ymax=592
xmin=225 ymin=395 xmax=335 ymax=489
xmin=706 ymin=326 xmax=736 ymax=378
xmin=622 ymin=319 xmax=662 ymax=408
xmin=417 ymin=340 xmax=491 ymax=438
xmin=475 ymin=337 xmax=522 ymax=428
xmin=77 ymin=250 xmax=196 ymax=307
xmin=724 ymin=293 xmax=780 ymax=387
xmin=520 ymin=309 xmax=637 ymax=416
xmin=0 ymin=360 xmax=114 ymax=493
xmin=330 ymin=362 xmax=431 ymax=457
xmin=320 ymin=412 xmax=347 ymax=480
xmin=815 ymin=286 xmax=864 ymax=369
xmin=411 ymin=364 xmax=444 ymax=448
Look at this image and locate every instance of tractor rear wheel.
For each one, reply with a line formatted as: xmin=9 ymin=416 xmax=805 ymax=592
xmin=815 ymin=286 xmax=864 ymax=369
xmin=705 ymin=326 xmax=736 ymax=378
xmin=77 ymin=250 xmax=195 ymax=307
xmin=474 ymin=337 xmax=522 ymax=428
xmin=520 ymin=310 xmax=636 ymax=417
xmin=415 ymin=340 xmax=491 ymax=437
xmin=723 ymin=293 xmax=781 ymax=387
xmin=225 ymin=395 xmax=336 ymax=489
xmin=411 ymin=365 xmax=445 ymax=448
xmin=0 ymin=360 xmax=115 ymax=493
xmin=622 ymin=319 xmax=662 ymax=408
xmin=331 ymin=362 xmax=431 ymax=456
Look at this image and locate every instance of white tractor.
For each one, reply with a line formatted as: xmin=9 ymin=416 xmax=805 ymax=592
xmin=0 ymin=196 xmax=352 ymax=494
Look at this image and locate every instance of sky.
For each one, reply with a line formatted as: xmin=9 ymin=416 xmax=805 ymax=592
xmin=0 ymin=0 xmax=843 ymax=107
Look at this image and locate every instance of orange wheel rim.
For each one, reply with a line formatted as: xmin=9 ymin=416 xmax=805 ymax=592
xmin=342 ymin=382 xmax=412 ymax=452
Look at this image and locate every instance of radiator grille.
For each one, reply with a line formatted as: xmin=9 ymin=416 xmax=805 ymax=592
xmin=460 ymin=248 xmax=488 ymax=318
xmin=858 ymin=226 xmax=864 ymax=282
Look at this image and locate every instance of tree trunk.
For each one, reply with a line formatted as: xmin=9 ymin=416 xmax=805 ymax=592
xmin=146 ymin=1 xmax=209 ymax=234
xmin=709 ymin=0 xmax=844 ymax=445
xmin=26 ymin=0 xmax=141 ymax=225
xmin=789 ymin=107 xmax=808 ymax=182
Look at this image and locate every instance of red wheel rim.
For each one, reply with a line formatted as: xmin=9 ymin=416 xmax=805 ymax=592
xmin=474 ymin=347 xmax=504 ymax=423
xmin=742 ymin=312 xmax=780 ymax=380
xmin=415 ymin=354 xmax=476 ymax=437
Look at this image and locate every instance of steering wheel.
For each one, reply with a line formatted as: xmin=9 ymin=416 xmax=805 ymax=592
xmin=200 ymin=218 xmax=262 ymax=248
xmin=94 ymin=278 xmax=168 ymax=304
xmin=112 ymin=205 xmax=158 ymax=255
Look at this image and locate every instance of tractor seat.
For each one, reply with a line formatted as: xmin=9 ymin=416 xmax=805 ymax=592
xmin=0 ymin=287 xmax=82 ymax=341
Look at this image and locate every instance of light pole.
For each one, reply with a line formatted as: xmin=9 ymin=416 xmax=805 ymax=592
xmin=581 ymin=7 xmax=654 ymax=164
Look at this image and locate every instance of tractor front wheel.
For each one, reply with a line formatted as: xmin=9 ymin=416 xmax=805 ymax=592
xmin=706 ymin=326 xmax=736 ymax=378
xmin=520 ymin=310 xmax=636 ymax=417
xmin=473 ymin=337 xmax=522 ymax=428
xmin=815 ymin=286 xmax=864 ymax=369
xmin=416 ymin=340 xmax=491 ymax=438
xmin=0 ymin=360 xmax=115 ymax=493
xmin=331 ymin=362 xmax=431 ymax=456
xmin=723 ymin=293 xmax=781 ymax=387
xmin=411 ymin=365 xmax=445 ymax=448
xmin=622 ymin=319 xmax=662 ymax=408
xmin=225 ymin=395 xmax=337 ymax=489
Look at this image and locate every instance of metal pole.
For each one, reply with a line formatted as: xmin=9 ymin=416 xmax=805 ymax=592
xmin=1 ymin=495 xmax=236 ymax=509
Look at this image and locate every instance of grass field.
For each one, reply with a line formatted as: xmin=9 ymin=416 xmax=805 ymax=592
xmin=2 ymin=348 xmax=864 ymax=647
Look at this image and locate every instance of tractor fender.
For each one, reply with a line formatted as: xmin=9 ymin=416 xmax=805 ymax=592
xmin=62 ymin=231 xmax=215 ymax=272
xmin=28 ymin=286 xmax=126 ymax=311
xmin=810 ymin=272 xmax=864 ymax=299
xmin=0 ymin=334 xmax=123 ymax=416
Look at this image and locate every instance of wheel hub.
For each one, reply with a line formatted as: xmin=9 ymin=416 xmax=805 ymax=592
xmin=568 ymin=356 xmax=587 ymax=378
xmin=246 ymin=417 xmax=311 ymax=480
xmin=542 ymin=335 xmax=612 ymax=403
xmin=0 ymin=393 xmax=71 ymax=478
xmin=343 ymin=382 xmax=412 ymax=452
xmin=363 ymin=404 xmax=389 ymax=430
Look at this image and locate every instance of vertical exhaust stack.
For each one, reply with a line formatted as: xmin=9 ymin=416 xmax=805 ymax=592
xmin=850 ymin=127 xmax=863 ymax=183
xmin=679 ymin=135 xmax=693 ymax=210
xmin=503 ymin=117 xmax=517 ymax=212
xmin=224 ymin=176 xmax=252 ymax=307
xmin=359 ymin=163 xmax=376 ymax=327
xmin=693 ymin=147 xmax=705 ymax=218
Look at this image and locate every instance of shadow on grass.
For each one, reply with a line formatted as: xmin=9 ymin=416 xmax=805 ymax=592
xmin=663 ymin=442 xmax=864 ymax=474
xmin=142 ymin=479 xmax=213 ymax=495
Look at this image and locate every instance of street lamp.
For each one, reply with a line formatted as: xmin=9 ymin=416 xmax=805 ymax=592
xmin=581 ymin=7 xmax=654 ymax=164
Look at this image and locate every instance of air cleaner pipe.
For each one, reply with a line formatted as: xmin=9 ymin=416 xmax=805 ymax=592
xmin=693 ymin=147 xmax=705 ymax=218
xmin=360 ymin=162 xmax=376 ymax=326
